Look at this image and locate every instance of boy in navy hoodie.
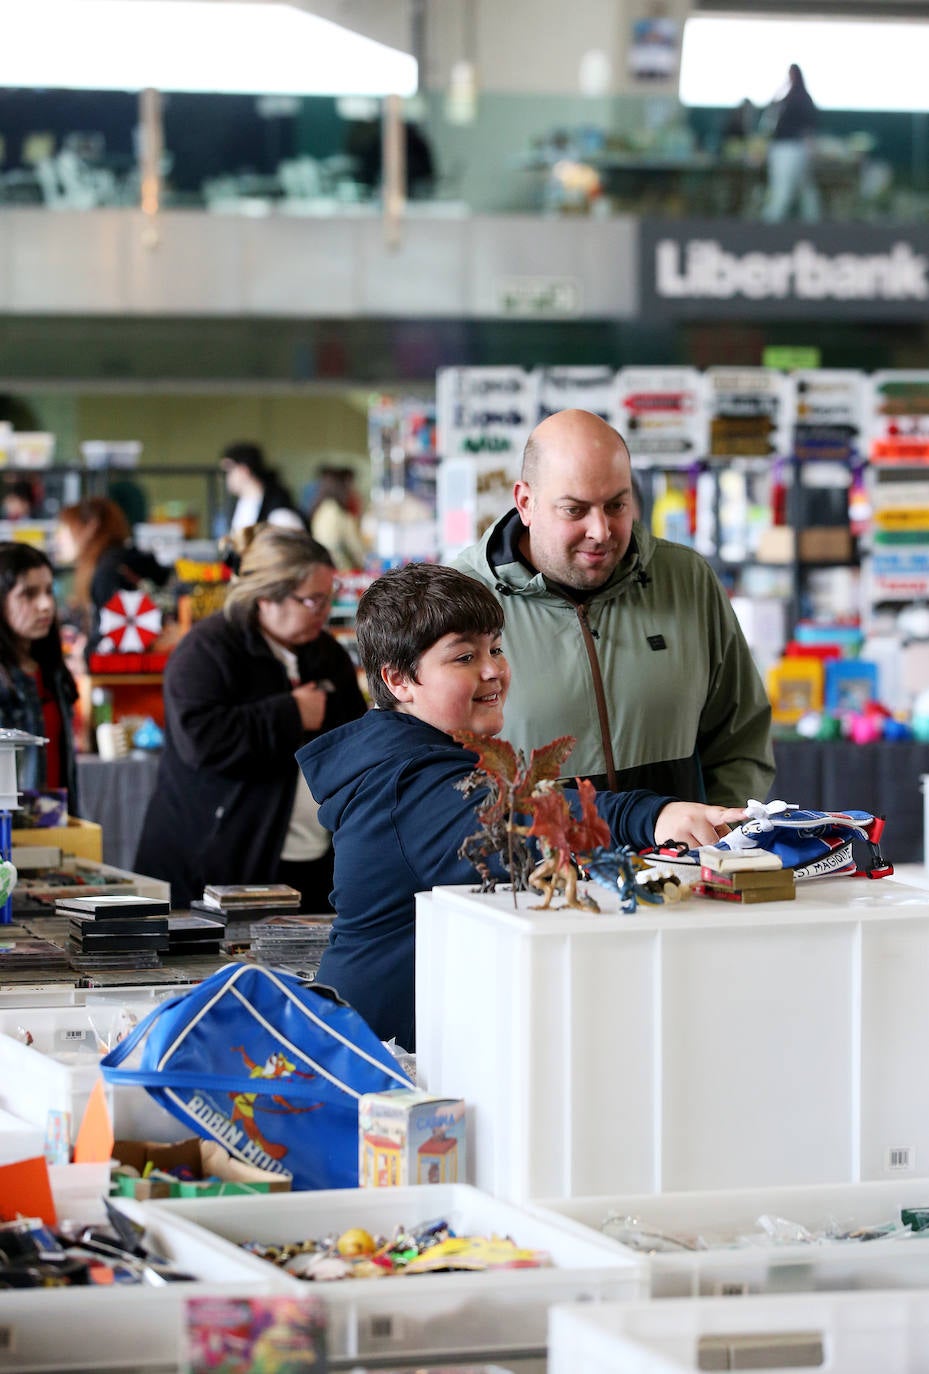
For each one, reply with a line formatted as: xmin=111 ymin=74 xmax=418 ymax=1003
xmin=297 ymin=564 xmax=746 ymax=1050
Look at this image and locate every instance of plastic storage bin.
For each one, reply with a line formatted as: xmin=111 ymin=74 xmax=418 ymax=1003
xmin=548 ymin=1289 xmax=929 ymax=1374
xmin=532 ymin=1177 xmax=929 ymax=1297
xmin=416 ymin=878 xmax=929 ymax=1200
xmin=137 ymin=1182 xmax=645 ymax=1363
xmin=0 ymin=1198 xmax=286 ymax=1374
xmin=0 ymin=1001 xmax=192 ymax=1145
xmin=0 ymin=1104 xmax=44 ymax=1163
xmin=80 ymin=439 xmax=141 ymax=468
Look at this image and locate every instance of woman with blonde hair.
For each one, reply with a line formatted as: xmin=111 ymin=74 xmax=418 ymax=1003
xmin=134 ymin=524 xmax=366 ymax=910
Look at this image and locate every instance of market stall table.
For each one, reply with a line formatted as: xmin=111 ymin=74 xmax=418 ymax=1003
xmin=76 ymin=752 xmax=161 ymax=871
xmin=417 ymin=875 xmax=929 ymax=1202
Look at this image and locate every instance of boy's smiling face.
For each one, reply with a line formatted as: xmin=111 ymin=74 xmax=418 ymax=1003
xmin=383 ymin=630 xmax=510 ymax=738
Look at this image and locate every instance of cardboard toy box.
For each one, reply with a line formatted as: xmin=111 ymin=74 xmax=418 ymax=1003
xmin=11 ymin=816 xmax=103 ymax=863
xmin=359 ymin=1089 xmax=466 ymax=1187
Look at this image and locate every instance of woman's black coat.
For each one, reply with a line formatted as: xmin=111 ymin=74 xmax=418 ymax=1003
xmin=134 ymin=610 xmax=365 ymax=907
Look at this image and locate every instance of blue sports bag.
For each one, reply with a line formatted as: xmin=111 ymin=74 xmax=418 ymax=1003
xmin=100 ymin=963 xmax=411 ymax=1190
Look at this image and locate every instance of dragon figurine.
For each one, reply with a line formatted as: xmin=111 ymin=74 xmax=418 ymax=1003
xmin=453 ymin=730 xmax=575 ymax=896
xmin=526 ymin=778 xmax=612 ymax=911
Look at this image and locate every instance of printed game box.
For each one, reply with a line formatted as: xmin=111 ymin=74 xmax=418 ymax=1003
xmin=359 ymin=1088 xmax=466 ymax=1188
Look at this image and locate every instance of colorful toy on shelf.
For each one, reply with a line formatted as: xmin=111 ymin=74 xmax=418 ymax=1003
xmin=845 ymin=700 xmax=891 ymax=745
xmin=766 ymin=656 xmax=824 ymax=724
xmin=824 ymin=659 xmax=879 ymax=713
xmin=97 ymin=589 xmax=162 ymax=654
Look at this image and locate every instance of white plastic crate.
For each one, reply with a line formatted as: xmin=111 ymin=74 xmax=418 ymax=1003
xmin=0 ymin=1000 xmax=192 ymax=1145
xmin=0 ymin=981 xmax=196 ymax=1010
xmin=548 ymin=1290 xmax=929 ymax=1374
xmin=0 ymin=1199 xmax=286 ymax=1374
xmin=532 ymin=1177 xmax=929 ymax=1297
xmin=137 ymin=1182 xmax=645 ymax=1363
xmin=416 ymin=878 xmax=929 ymax=1200
xmin=0 ymin=1104 xmax=43 ymax=1163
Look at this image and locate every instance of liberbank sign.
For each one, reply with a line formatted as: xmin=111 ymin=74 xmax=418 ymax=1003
xmin=640 ymin=220 xmax=929 ymax=319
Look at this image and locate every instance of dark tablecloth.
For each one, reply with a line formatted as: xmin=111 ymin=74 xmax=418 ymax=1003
xmin=77 ymin=752 xmax=161 ymax=872
xmin=770 ymin=739 xmax=929 ymax=864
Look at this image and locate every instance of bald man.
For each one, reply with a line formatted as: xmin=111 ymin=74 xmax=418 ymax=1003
xmin=454 ymin=409 xmax=774 ymax=806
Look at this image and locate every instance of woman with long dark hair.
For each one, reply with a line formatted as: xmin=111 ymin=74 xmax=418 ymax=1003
xmin=0 ymin=543 xmax=79 ymax=810
xmin=55 ymin=496 xmax=171 ymax=660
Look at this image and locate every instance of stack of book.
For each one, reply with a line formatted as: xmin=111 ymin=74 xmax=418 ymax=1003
xmin=695 ymin=849 xmax=796 ymax=904
xmin=192 ymin=884 xmax=303 ymax=957
xmin=59 ymin=894 xmax=171 ymax=969
xmin=249 ymin=914 xmax=333 ymax=978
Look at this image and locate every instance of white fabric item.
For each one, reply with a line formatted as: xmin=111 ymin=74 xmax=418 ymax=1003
xmin=230 ymin=492 xmax=262 ymax=532
xmin=231 ymin=496 xmax=304 ymax=533
xmin=262 ymin=633 xmax=331 ymax=862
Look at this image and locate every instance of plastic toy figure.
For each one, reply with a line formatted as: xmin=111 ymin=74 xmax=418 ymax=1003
xmin=453 ymin=729 xmax=575 ymax=895
xmin=526 ymin=778 xmax=611 ymax=911
xmin=586 ymin=845 xmax=685 ymax=913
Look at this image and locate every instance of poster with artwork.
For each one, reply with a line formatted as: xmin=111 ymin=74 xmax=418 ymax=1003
xmin=629 ymin=9 xmax=679 ymax=82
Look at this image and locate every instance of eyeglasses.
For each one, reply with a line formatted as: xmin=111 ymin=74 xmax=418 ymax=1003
xmin=288 ymin=582 xmax=340 ymax=612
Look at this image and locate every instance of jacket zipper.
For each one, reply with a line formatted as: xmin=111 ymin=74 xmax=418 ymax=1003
xmin=575 ymin=603 xmax=617 ymax=791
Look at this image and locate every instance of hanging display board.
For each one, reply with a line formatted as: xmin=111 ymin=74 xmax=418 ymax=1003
xmin=367 ymin=396 xmax=439 ymax=563
xmin=868 ymin=371 xmax=929 ymax=464
xmin=865 ymin=371 xmax=929 ymax=608
xmin=704 ymin=367 xmax=793 ymax=460
xmin=435 ymin=367 xmax=538 ymax=559
xmin=792 ymin=369 xmax=866 ymax=463
xmin=536 ymin=366 xmax=615 ymax=424
xmin=610 ymin=367 xmax=706 ymax=465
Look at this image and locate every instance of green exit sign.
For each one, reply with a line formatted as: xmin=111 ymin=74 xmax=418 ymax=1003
xmin=763 ymin=346 xmax=822 ymax=371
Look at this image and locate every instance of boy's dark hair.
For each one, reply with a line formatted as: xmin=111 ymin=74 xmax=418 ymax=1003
xmin=357 ymin=563 xmax=504 ymax=711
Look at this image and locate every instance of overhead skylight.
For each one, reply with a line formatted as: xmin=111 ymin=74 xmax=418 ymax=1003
xmin=0 ymin=0 xmax=418 ymax=96
xmin=680 ymin=14 xmax=929 ymax=111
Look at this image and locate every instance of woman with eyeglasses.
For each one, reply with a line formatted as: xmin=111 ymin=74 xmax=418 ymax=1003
xmin=134 ymin=524 xmax=366 ymax=911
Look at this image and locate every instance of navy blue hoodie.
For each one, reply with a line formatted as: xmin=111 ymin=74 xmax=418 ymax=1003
xmin=297 ymin=710 xmax=671 ymax=1050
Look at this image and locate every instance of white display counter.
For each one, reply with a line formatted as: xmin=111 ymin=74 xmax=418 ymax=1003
xmin=548 ymin=1289 xmax=929 ymax=1374
xmin=416 ymin=878 xmax=929 ymax=1200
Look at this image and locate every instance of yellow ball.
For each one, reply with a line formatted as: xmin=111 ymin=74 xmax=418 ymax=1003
xmin=336 ymin=1227 xmax=376 ymax=1257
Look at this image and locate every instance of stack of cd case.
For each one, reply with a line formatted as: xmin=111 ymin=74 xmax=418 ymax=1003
xmin=167 ymin=913 xmax=224 ymax=956
xmin=58 ymin=894 xmax=171 ymax=970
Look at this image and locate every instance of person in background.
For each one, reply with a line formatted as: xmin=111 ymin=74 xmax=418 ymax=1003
xmin=0 ymin=543 xmax=79 ymax=810
xmin=298 ymin=563 xmax=746 ymax=1050
xmin=762 ymin=63 xmax=820 ymax=222
xmin=220 ymin=441 xmax=305 ymax=534
xmin=454 ymin=409 xmax=774 ymax=807
xmin=307 ymin=466 xmax=367 ymax=570
xmin=2 ymin=479 xmax=38 ymax=522
xmin=135 ymin=524 xmax=366 ymax=911
xmin=55 ymin=496 xmax=172 ymax=661
xmin=721 ymin=97 xmax=758 ymax=146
